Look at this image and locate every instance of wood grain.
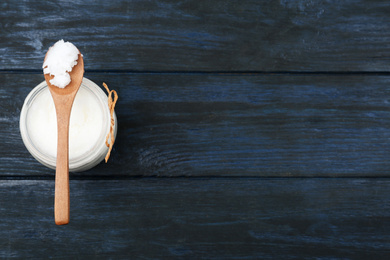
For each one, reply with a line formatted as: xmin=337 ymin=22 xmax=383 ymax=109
xmin=5 ymin=72 xmax=390 ymax=177
xmin=3 ymin=1 xmax=390 ymax=258
xmin=0 ymin=178 xmax=389 ymax=259
xmin=2 ymin=0 xmax=390 ymax=71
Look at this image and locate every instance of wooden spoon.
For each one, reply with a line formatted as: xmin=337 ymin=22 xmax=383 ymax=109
xmin=44 ymin=52 xmax=84 ymax=225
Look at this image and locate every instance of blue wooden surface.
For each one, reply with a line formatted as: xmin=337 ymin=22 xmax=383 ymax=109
xmin=1 ymin=0 xmax=390 ymax=259
xmin=4 ymin=73 xmax=390 ymax=177
xmin=2 ymin=0 xmax=390 ymax=71
xmin=1 ymin=178 xmax=390 ymax=259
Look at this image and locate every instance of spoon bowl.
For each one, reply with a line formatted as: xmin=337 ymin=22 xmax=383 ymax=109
xmin=44 ymin=52 xmax=84 ymax=225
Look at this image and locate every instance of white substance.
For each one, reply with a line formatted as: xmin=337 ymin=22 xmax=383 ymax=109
xmin=42 ymin=40 xmax=79 ymax=88
xmin=27 ymin=86 xmax=103 ymax=160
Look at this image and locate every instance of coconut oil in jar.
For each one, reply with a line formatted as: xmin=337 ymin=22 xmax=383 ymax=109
xmin=20 ymin=77 xmax=117 ymax=172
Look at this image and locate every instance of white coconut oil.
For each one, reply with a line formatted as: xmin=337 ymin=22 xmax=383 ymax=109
xmin=20 ymin=78 xmax=117 ymax=172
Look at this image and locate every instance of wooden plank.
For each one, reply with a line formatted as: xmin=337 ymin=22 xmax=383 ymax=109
xmin=0 ymin=178 xmax=389 ymax=259
xmin=2 ymin=0 xmax=390 ymax=71
xmin=5 ymin=73 xmax=390 ymax=177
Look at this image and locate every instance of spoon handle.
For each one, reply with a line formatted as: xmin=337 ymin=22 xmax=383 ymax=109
xmin=54 ymin=109 xmax=71 ymax=225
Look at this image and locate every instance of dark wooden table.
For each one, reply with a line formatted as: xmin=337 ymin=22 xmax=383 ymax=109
xmin=2 ymin=0 xmax=390 ymax=258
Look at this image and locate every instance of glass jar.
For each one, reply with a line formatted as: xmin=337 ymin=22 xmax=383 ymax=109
xmin=20 ymin=77 xmax=117 ymax=172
